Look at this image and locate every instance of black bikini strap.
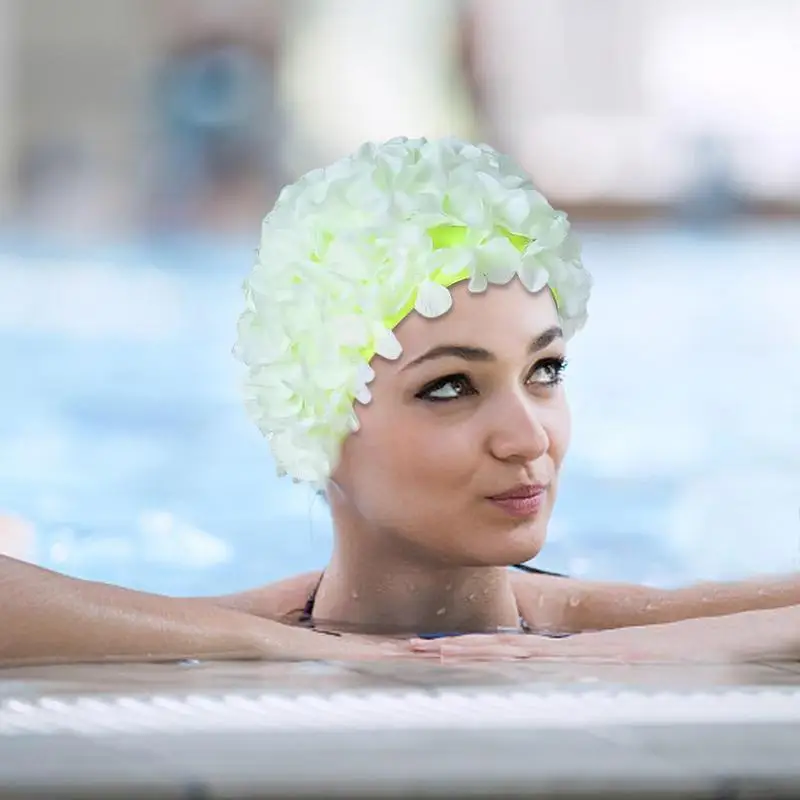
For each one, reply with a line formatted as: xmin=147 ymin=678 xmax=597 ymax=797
xmin=512 ymin=563 xmax=568 ymax=578
xmin=299 ymin=572 xmax=324 ymax=622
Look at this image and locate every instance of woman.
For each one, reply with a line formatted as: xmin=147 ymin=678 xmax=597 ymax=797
xmin=3 ymin=137 xmax=799 ymax=666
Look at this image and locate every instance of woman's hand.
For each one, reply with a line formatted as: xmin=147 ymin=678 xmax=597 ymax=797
xmin=284 ymin=631 xmax=418 ymax=662
xmin=408 ymin=607 xmax=800 ymax=664
xmin=408 ymin=629 xmax=717 ymax=663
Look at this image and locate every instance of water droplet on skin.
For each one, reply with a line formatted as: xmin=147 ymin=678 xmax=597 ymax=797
xmin=757 ymin=588 xmax=769 ymax=598
xmin=351 ymin=590 xmax=359 ymax=600
xmin=537 ymin=594 xmax=546 ymax=608
xmin=444 ymin=583 xmax=453 ymax=591
xmin=568 ymin=594 xmax=581 ymax=608
xmin=436 ymin=607 xmax=447 ymax=616
xmin=644 ymin=602 xmax=656 ymax=612
xmin=467 ymin=593 xmax=477 ymax=602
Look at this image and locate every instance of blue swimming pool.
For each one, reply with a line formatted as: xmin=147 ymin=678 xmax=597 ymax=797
xmin=1 ymin=223 xmax=798 ymax=596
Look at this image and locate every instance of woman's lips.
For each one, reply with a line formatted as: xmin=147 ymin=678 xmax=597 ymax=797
xmin=487 ymin=485 xmax=548 ymax=518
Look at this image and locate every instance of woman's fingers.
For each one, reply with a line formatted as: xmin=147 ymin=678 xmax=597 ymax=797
xmin=407 ymin=632 xmax=656 ymax=662
xmin=410 ymin=633 xmax=554 ymax=652
xmin=318 ymin=631 xmax=663 ymax=663
xmin=408 ymin=633 xmax=567 ymax=661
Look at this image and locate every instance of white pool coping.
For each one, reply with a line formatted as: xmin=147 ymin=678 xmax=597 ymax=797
xmin=3 ymin=687 xmax=800 ymax=737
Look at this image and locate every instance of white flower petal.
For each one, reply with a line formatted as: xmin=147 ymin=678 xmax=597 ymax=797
xmin=437 ymin=248 xmax=473 ymax=276
xmin=445 ymin=187 xmax=490 ymax=228
xmin=292 ymin=462 xmax=324 ymax=484
xmin=468 ymin=272 xmax=489 ymax=293
xmin=414 ymin=280 xmax=453 ymax=318
xmin=519 ymin=261 xmax=550 ymax=293
xmin=316 ymin=363 xmax=352 ymax=390
xmin=355 ymin=384 xmax=373 ymax=405
xmin=502 ymin=189 xmax=532 ymax=228
xmin=335 ymin=315 xmax=371 ymax=347
xmin=374 ymin=329 xmax=403 ymax=360
xmin=356 ymin=362 xmax=376 ymax=384
xmin=558 ymin=231 xmax=582 ymax=262
xmin=475 ymin=238 xmax=519 ymax=285
xmin=533 ymin=211 xmax=570 ymax=249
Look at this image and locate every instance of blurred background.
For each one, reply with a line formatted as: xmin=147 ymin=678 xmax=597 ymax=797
xmin=0 ymin=0 xmax=798 ymax=595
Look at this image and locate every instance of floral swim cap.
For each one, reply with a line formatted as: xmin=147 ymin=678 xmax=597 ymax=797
xmin=234 ymin=136 xmax=592 ymax=487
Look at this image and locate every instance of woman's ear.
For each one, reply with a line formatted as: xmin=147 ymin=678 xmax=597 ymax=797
xmin=324 ymin=477 xmax=350 ymax=506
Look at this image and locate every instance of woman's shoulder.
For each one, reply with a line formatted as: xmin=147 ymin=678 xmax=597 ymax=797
xmin=510 ymin=565 xmax=579 ymax=634
xmin=211 ymin=570 xmax=322 ymax=622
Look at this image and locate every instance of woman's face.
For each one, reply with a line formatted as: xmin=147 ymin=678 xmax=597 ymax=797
xmin=331 ymin=278 xmax=571 ymax=566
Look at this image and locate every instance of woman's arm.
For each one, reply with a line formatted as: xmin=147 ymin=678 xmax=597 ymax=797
xmin=196 ymin=571 xmax=322 ymax=620
xmin=511 ymin=570 xmax=800 ymax=634
xmin=0 ymin=557 xmax=395 ymax=667
xmin=411 ymin=603 xmax=800 ymax=663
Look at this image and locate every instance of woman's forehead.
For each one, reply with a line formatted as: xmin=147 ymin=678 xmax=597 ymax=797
xmin=394 ymin=280 xmax=561 ymax=362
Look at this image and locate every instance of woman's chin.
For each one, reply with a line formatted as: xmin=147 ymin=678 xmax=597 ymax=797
xmin=460 ymin=525 xmax=547 ymax=567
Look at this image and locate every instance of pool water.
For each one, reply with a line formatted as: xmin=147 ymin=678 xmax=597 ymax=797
xmin=1 ymin=223 xmax=798 ymax=596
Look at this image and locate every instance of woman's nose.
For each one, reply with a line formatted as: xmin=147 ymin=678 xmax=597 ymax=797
xmin=487 ymin=393 xmax=550 ymax=464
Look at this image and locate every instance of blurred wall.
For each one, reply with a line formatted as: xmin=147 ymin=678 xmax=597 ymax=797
xmin=5 ymin=0 xmax=159 ymax=237
xmin=0 ymin=0 xmax=799 ymax=235
xmin=0 ymin=0 xmax=18 ymax=218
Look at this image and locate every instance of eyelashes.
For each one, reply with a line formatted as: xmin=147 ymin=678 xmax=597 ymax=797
xmin=415 ymin=357 xmax=568 ymax=403
xmin=416 ymin=374 xmax=476 ymax=402
xmin=533 ymin=355 xmax=568 ymax=387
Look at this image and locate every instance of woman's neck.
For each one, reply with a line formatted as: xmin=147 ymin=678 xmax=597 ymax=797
xmin=311 ymin=549 xmax=521 ymax=636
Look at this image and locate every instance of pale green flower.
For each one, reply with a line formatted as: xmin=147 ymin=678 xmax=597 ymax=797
xmin=235 ymin=136 xmax=593 ymax=487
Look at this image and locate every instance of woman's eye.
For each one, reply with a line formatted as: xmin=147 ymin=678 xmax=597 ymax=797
xmin=416 ymin=359 xmax=566 ymax=403
xmin=528 ymin=357 xmax=568 ymax=387
xmin=417 ymin=375 xmax=475 ymax=402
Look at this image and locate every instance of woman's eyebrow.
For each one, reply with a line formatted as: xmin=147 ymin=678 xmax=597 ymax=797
xmin=528 ymin=325 xmax=563 ymax=353
xmin=401 ymin=326 xmax=563 ymax=370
